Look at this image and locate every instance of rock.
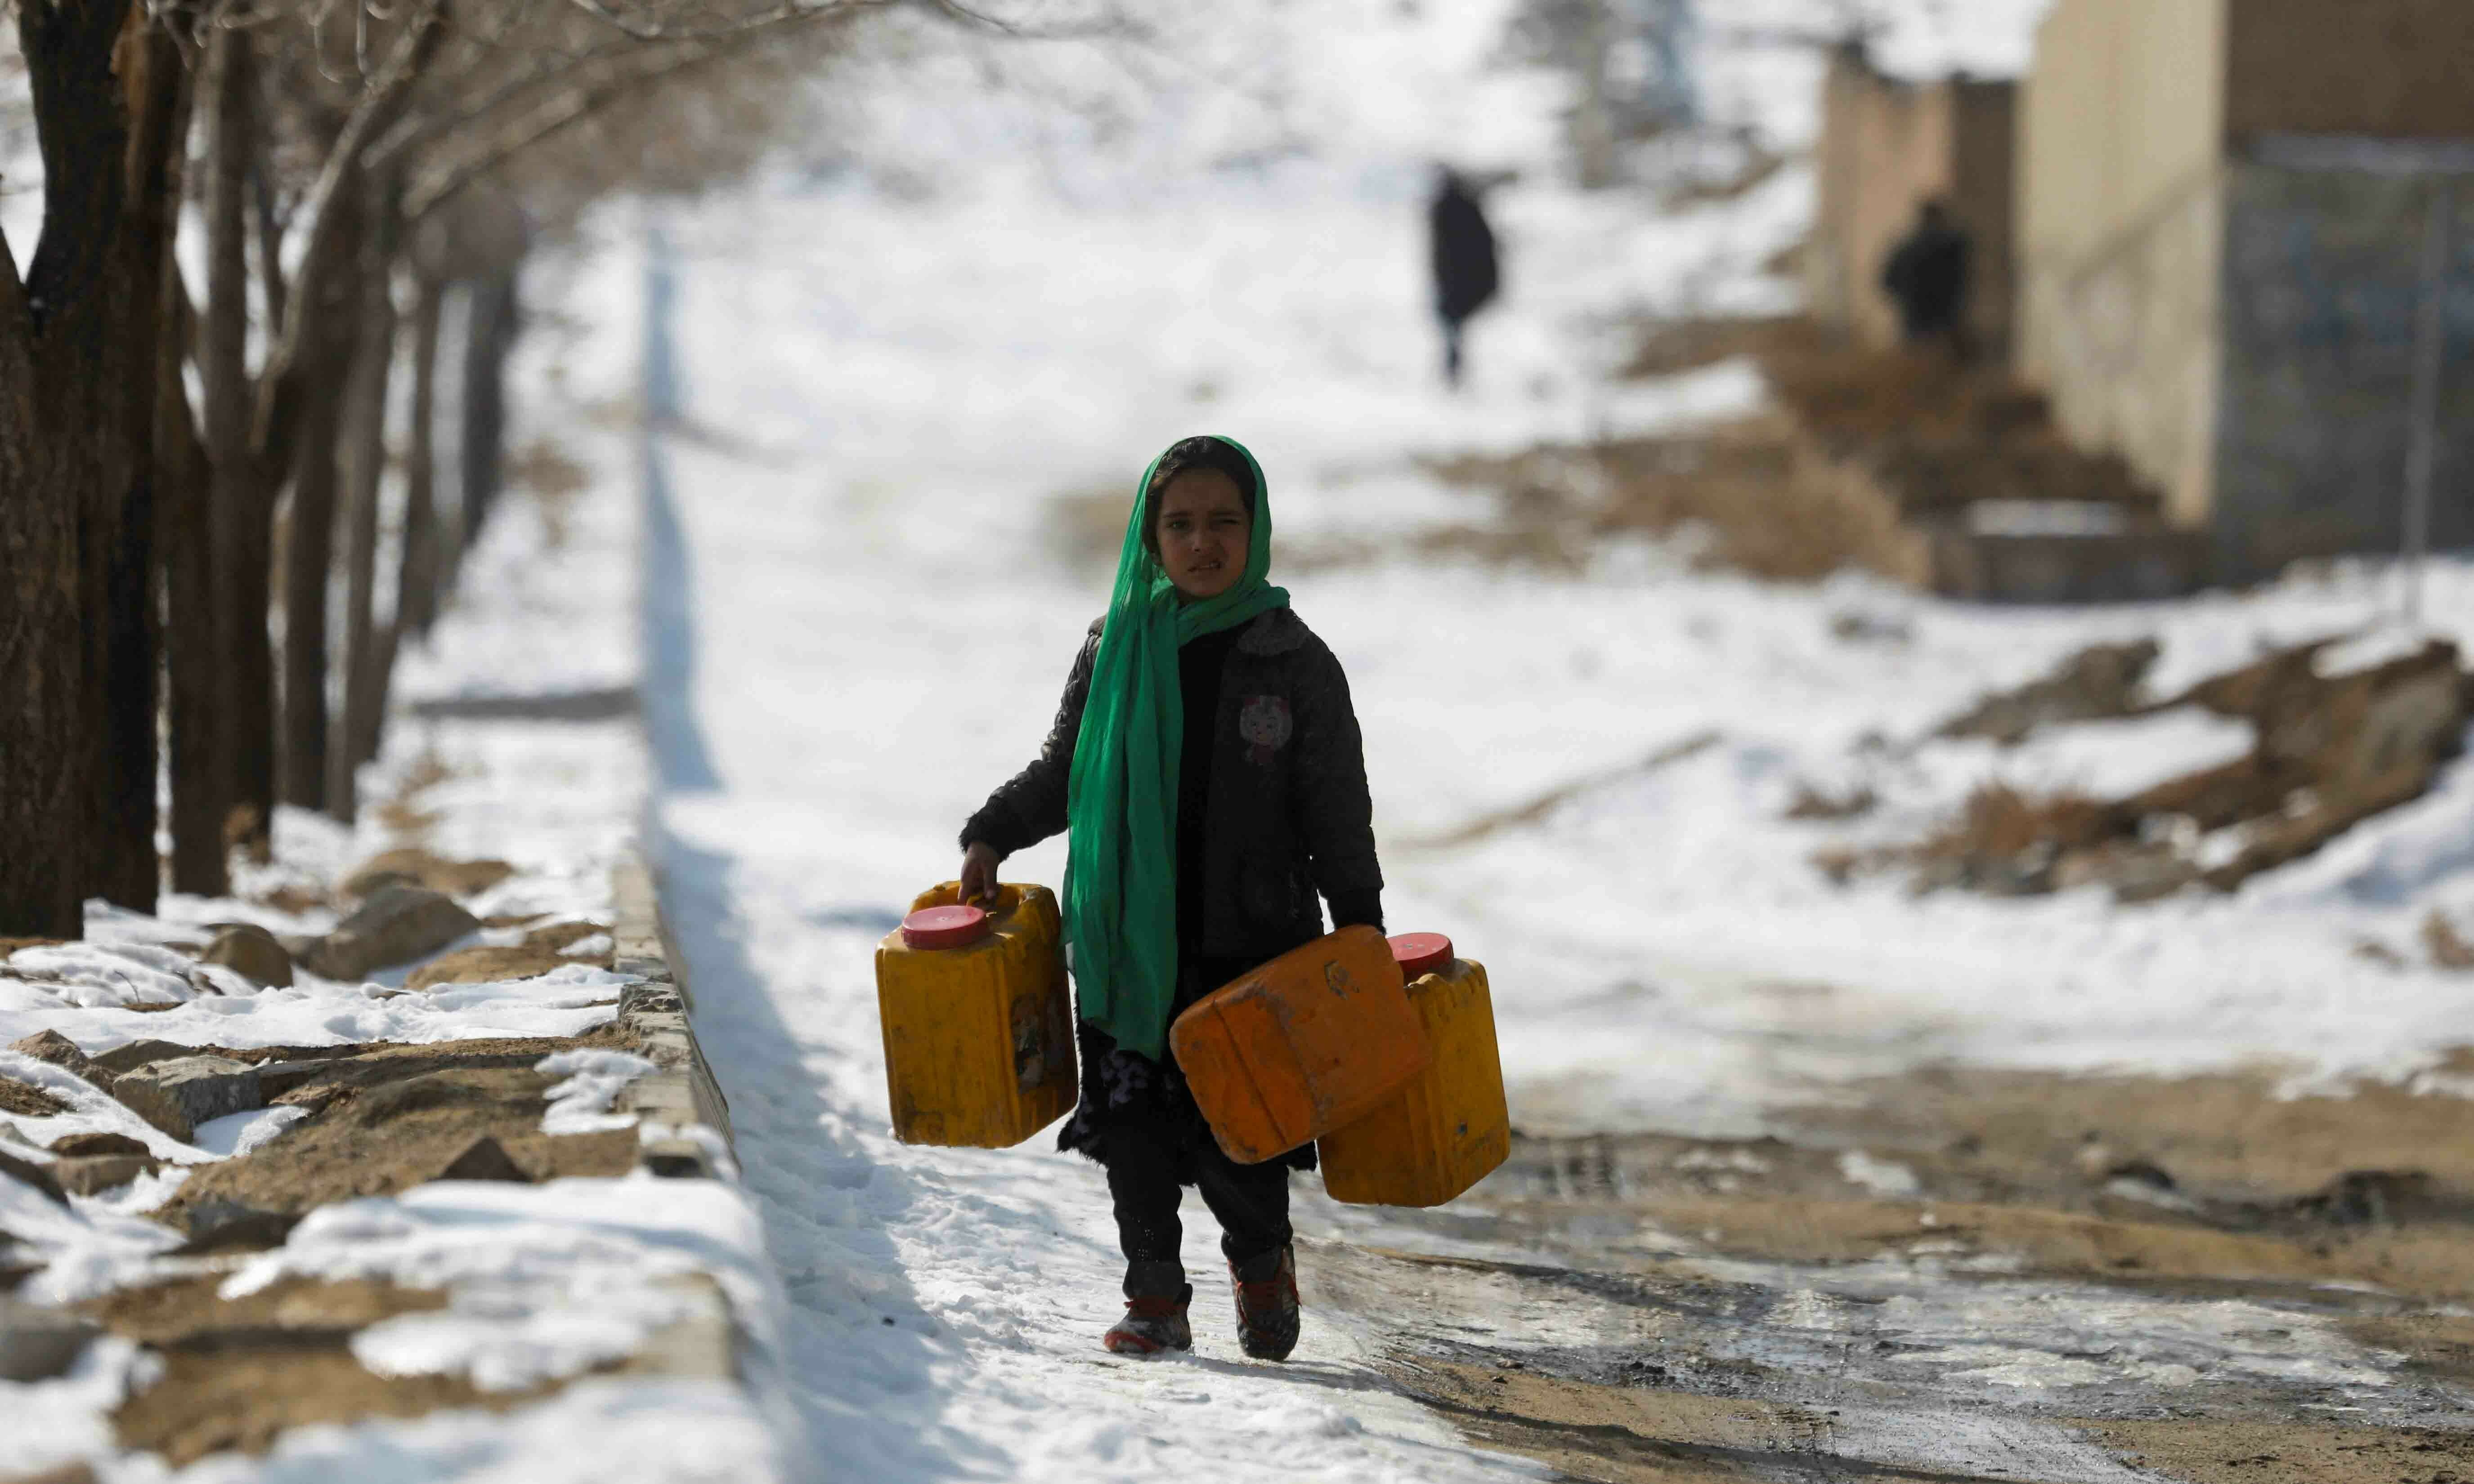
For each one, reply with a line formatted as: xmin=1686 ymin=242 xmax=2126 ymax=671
xmin=88 ymin=1037 xmax=195 ymax=1077
xmin=7 ymin=1030 xmax=95 ymax=1079
xmin=0 ymin=1296 xmax=98 ymax=1382
xmin=51 ymin=1154 xmax=161 ymax=1196
xmin=4 ymin=1462 xmax=101 ymax=1484
xmin=174 ymin=1198 xmax=300 ymax=1253
xmin=292 ymin=886 xmax=480 ymax=981
xmin=433 ymin=1135 xmax=532 ymax=1184
xmin=405 ymin=944 xmax=570 ymax=991
xmin=0 ymin=1078 xmax=69 ymax=1117
xmin=341 ymin=847 xmax=516 ymax=902
xmin=345 ymin=869 xmax=421 ymax=898
xmin=198 ymin=923 xmax=293 ymax=988
xmin=48 ymin=1131 xmax=149 ymax=1158
xmin=0 ymin=1149 xmax=67 ymax=1207
xmin=253 ymin=1059 xmax=338 ymax=1099
xmin=111 ymin=1056 xmax=262 ymax=1144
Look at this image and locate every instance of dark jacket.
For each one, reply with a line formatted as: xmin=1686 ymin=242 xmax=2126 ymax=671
xmin=962 ymin=607 xmax=1382 ymax=962
xmin=1429 ymin=174 xmax=1501 ymax=328
xmin=1881 ymin=219 xmax=1970 ymax=338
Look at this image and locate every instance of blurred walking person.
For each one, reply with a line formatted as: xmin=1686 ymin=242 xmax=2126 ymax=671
xmin=1429 ymin=167 xmax=1500 ymax=387
xmin=1881 ymin=198 xmax=1971 ymax=351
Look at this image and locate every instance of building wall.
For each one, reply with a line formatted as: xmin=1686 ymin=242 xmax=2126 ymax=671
xmin=2224 ymin=0 xmax=2474 ymax=143
xmin=1807 ymin=49 xmax=2012 ymax=350
xmin=2212 ymin=165 xmax=2474 ymax=579
xmin=2015 ymin=0 xmax=2228 ymax=527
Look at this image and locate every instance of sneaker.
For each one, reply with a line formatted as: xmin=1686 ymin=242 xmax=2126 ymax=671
xmin=1229 ymin=1244 xmax=1300 ymax=1361
xmin=1103 ymin=1286 xmax=1193 ymax=1355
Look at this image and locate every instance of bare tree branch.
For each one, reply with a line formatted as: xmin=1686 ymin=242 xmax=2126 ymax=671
xmin=250 ymin=0 xmax=443 ymax=466
xmin=407 ymin=35 xmax=741 ymax=219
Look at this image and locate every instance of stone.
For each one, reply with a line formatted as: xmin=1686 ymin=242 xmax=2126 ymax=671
xmin=198 ymin=922 xmax=293 ymax=988
xmin=110 ymin=1056 xmax=262 ymax=1144
xmin=0 ymin=1296 xmax=98 ymax=1382
xmin=174 ymin=1198 xmax=300 ymax=1253
xmin=292 ymin=886 xmax=480 ymax=981
xmin=253 ymin=1059 xmax=338 ymax=1099
xmin=88 ymin=1037 xmax=194 ymax=1077
xmin=48 ymin=1131 xmax=150 ymax=1159
xmin=7 ymin=1030 xmax=95 ymax=1079
xmin=433 ymin=1135 xmax=532 ymax=1184
xmin=0 ymin=1149 xmax=67 ymax=1207
xmin=51 ymin=1154 xmax=160 ymax=1196
xmin=341 ymin=847 xmax=516 ymax=902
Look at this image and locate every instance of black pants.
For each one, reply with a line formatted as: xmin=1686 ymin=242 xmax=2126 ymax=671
xmin=1106 ymin=1120 xmax=1292 ymax=1297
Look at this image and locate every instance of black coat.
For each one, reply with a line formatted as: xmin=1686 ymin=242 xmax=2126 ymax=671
xmin=964 ymin=607 xmax=1385 ymax=1171
xmin=962 ymin=606 xmax=1382 ymax=962
xmin=1429 ymin=176 xmax=1501 ymax=328
xmin=1881 ymin=221 xmax=1970 ymax=337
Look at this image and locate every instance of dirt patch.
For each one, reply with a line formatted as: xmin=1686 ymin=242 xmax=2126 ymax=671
xmin=2082 ymin=1418 xmax=2474 ymax=1484
xmin=341 ymin=847 xmax=516 ymax=902
xmin=407 ymin=945 xmax=566 ymax=990
xmin=82 ymin=1274 xmax=542 ymax=1466
xmin=1380 ymin=1358 xmax=1781 ymax=1482
xmin=1775 ymin=1054 xmax=2474 ymax=1206
xmin=1828 ymin=635 xmax=2473 ymax=903
xmin=156 ymin=1030 xmax=646 ymax=1235
xmin=0 ymin=1077 xmax=70 ymax=1117
xmin=115 ymin=1330 xmax=547 ymax=1465
xmin=406 ymin=919 xmax=614 ymax=990
xmin=81 ymin=1274 xmax=445 ymax=1346
xmin=1413 ymin=413 xmax=1929 ymax=584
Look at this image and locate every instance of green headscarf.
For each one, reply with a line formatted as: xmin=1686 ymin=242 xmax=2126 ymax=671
xmin=1063 ymin=436 xmax=1290 ymax=1059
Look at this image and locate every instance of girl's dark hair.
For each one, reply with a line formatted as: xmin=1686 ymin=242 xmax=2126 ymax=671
xmin=1144 ymin=437 xmax=1257 ymax=534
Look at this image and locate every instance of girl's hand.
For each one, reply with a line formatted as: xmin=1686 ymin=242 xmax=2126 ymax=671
xmin=959 ymin=841 xmax=1000 ymax=905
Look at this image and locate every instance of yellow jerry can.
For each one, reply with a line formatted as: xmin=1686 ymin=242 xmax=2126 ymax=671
xmin=1170 ymin=925 xmax=1430 ymax=1166
xmin=874 ymin=881 xmax=1076 ymax=1148
xmin=1319 ymin=933 xmax=1510 ymax=1207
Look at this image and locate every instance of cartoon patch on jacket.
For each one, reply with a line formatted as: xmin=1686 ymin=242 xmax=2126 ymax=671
xmin=1238 ymin=694 xmax=1293 ymax=766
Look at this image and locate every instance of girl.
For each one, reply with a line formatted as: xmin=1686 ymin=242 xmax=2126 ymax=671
xmin=958 ymin=435 xmax=1383 ymax=1360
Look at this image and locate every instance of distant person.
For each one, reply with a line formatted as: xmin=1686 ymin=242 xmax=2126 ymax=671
xmin=1881 ymin=198 xmax=1971 ymax=348
xmin=956 ymin=435 xmax=1384 ymax=1361
xmin=1429 ymin=167 xmax=1500 ymax=387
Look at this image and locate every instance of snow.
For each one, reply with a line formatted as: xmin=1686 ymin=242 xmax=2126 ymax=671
xmin=533 ymin=1050 xmax=660 ymax=1135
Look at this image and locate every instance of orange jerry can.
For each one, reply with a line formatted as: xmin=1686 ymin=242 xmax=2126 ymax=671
xmin=874 ymin=882 xmax=1076 ymax=1148
xmin=1320 ymin=934 xmax=1510 ymax=1207
xmin=1169 ymin=925 xmax=1430 ymax=1165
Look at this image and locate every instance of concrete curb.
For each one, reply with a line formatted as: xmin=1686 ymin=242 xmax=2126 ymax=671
xmin=608 ymin=851 xmax=749 ymax=1383
xmin=612 ymin=853 xmax=736 ymax=1176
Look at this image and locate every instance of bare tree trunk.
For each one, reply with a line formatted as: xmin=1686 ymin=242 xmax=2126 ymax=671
xmin=394 ymin=272 xmax=446 ymax=644
xmin=278 ymin=195 xmax=363 ymax=814
xmin=458 ymin=260 xmax=521 ymax=552
xmin=0 ymin=0 xmax=141 ymax=937
xmin=162 ymin=283 xmax=226 ymax=898
xmin=85 ymin=14 xmax=187 ymax=915
xmin=202 ymin=24 xmax=274 ymax=862
xmin=330 ymin=186 xmax=400 ymax=819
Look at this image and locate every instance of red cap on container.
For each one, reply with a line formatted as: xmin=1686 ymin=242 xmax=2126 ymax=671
xmin=1389 ymin=932 xmax=1454 ymax=978
xmin=902 ymin=904 xmax=992 ymax=950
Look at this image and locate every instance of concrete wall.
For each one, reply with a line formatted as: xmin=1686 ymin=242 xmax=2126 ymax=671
xmin=2016 ymin=0 xmax=2228 ymax=527
xmin=1807 ymin=48 xmax=2013 ymax=350
xmin=2224 ymin=0 xmax=2474 ymax=143
xmin=2212 ymin=165 xmax=2474 ymax=578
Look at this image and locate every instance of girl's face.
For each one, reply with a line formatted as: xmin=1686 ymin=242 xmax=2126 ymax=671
xmin=1152 ymin=469 xmax=1251 ymax=602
